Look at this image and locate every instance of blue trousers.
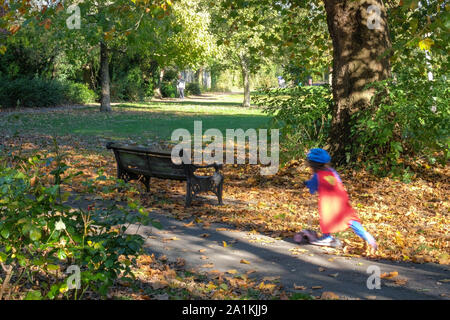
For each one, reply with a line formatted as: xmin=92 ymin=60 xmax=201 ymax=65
xmin=323 ymin=220 xmax=376 ymax=245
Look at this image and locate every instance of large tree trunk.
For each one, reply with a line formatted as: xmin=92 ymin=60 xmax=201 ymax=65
xmin=99 ymin=41 xmax=111 ymax=112
xmin=240 ymin=58 xmax=251 ymax=108
xmin=323 ymin=0 xmax=391 ymax=164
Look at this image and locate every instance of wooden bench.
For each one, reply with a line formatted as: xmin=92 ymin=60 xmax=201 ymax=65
xmin=106 ymin=142 xmax=224 ymax=207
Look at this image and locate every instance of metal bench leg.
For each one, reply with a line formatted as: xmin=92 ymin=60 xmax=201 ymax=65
xmin=185 ymin=182 xmax=193 ymax=207
xmin=142 ymin=176 xmax=151 ymax=192
xmin=217 ymin=182 xmax=224 ymax=205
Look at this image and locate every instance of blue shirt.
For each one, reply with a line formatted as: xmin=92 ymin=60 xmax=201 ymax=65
xmin=305 ymin=168 xmax=342 ymax=195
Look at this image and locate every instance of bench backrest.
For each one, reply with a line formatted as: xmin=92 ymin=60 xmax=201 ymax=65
xmin=108 ymin=143 xmax=186 ymax=180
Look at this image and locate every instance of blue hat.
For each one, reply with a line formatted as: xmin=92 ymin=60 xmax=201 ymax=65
xmin=307 ymin=148 xmax=331 ymax=164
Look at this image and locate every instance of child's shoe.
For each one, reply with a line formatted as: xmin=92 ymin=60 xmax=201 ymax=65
xmin=311 ymin=235 xmax=342 ymax=248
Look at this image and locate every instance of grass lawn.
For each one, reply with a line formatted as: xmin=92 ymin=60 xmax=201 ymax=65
xmin=2 ymin=97 xmax=272 ymax=144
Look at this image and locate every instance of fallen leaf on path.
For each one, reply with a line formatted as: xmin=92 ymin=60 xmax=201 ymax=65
xmin=294 ymin=284 xmax=306 ymax=290
xmin=329 ymin=273 xmax=339 ymax=278
xmin=318 ymin=267 xmax=326 ymax=272
xmin=240 ymin=259 xmax=251 ymax=264
xmin=258 ymin=282 xmax=276 ymax=291
xmin=200 ymin=255 xmax=208 ymax=260
xmin=381 ymin=271 xmax=398 ymax=279
xmin=311 ymin=286 xmax=323 ymax=290
xmin=183 ymin=221 xmax=195 ymax=227
xmin=176 ymin=258 xmax=185 ymax=267
xmin=199 ymin=249 xmax=206 ymax=253
xmin=202 ymin=222 xmax=211 ymax=229
xmin=321 ymin=291 xmax=339 ymax=300
xmin=394 ymin=278 xmax=408 ymax=285
xmin=226 ymin=269 xmax=238 ymax=274
xmin=201 ymin=263 xmax=214 ymax=268
xmin=200 ymin=233 xmax=210 ymax=238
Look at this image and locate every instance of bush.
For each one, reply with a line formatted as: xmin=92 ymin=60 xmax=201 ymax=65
xmin=160 ymin=81 xmax=176 ymax=98
xmin=111 ymin=67 xmax=146 ymax=102
xmin=63 ymin=82 xmax=97 ymax=104
xmin=0 ymin=77 xmax=66 ymax=108
xmin=352 ymin=77 xmax=449 ymax=174
xmin=253 ymin=85 xmax=332 ymax=163
xmin=0 ymin=77 xmax=96 ymax=109
xmin=0 ymin=144 xmax=160 ymax=299
xmin=186 ymin=82 xmax=201 ymax=96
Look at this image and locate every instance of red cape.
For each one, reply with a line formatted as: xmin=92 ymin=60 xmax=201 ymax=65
xmin=317 ymin=170 xmax=359 ymax=234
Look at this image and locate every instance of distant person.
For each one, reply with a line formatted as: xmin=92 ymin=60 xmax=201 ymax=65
xmin=277 ymin=76 xmax=286 ymax=88
xmin=177 ymin=75 xmax=186 ymax=99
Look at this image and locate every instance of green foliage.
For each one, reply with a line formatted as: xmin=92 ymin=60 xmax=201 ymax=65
xmin=0 ymin=77 xmax=96 ymax=108
xmin=163 ymin=69 xmax=179 ymax=82
xmin=352 ymin=77 xmax=449 ymax=175
xmin=186 ymin=82 xmax=201 ymax=95
xmin=0 ymin=145 xmax=152 ymax=299
xmin=0 ymin=77 xmax=66 ymax=108
xmin=111 ymin=67 xmax=146 ymax=102
xmin=63 ymin=82 xmax=97 ymax=104
xmin=254 ymin=85 xmax=332 ymax=163
xmin=160 ymin=82 xmax=177 ymax=98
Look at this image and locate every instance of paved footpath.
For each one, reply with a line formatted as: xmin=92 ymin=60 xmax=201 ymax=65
xmin=69 ymin=195 xmax=449 ymax=300
xmin=125 ymin=208 xmax=450 ymax=300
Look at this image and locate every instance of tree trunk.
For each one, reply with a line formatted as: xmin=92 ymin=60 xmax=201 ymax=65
xmin=240 ymin=58 xmax=251 ymax=108
xmin=99 ymin=41 xmax=111 ymax=112
xmin=153 ymin=68 xmax=165 ymax=99
xmin=323 ymin=0 xmax=391 ymax=164
xmin=195 ymin=67 xmax=204 ymax=87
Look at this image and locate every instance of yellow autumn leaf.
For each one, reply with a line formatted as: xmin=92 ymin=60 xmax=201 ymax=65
xmin=419 ymin=38 xmax=434 ymax=51
xmin=240 ymin=259 xmax=251 ymax=264
xmin=258 ymin=282 xmax=276 ymax=291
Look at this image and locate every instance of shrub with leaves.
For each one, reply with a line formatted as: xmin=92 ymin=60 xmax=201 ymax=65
xmin=0 ymin=145 xmax=156 ymax=300
xmin=160 ymin=82 xmax=177 ymax=98
xmin=186 ymin=82 xmax=201 ymax=96
xmin=253 ymin=85 xmax=332 ymax=163
xmin=0 ymin=77 xmax=96 ymax=109
xmin=352 ymin=77 xmax=449 ymax=176
xmin=63 ymin=82 xmax=97 ymax=105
